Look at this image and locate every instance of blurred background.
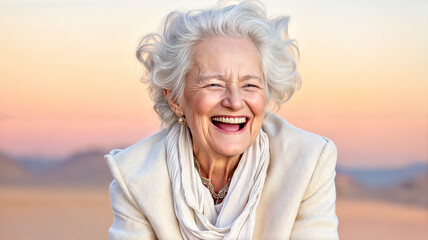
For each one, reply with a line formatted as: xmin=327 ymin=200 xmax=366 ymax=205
xmin=0 ymin=0 xmax=427 ymax=239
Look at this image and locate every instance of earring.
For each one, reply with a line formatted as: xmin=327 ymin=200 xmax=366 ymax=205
xmin=178 ymin=116 xmax=186 ymax=125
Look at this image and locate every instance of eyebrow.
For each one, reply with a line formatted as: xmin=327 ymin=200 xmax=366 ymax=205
xmin=196 ymin=74 xmax=226 ymax=82
xmin=241 ymin=74 xmax=263 ymax=82
xmin=196 ymin=74 xmax=263 ymax=82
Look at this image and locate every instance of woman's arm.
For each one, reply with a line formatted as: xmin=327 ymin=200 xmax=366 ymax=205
xmin=109 ymin=180 xmax=157 ymax=240
xmin=291 ymin=140 xmax=339 ymax=240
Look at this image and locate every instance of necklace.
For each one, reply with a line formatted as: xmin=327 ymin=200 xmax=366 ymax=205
xmin=193 ymin=157 xmax=231 ymax=204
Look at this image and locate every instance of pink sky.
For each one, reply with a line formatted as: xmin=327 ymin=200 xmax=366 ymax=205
xmin=0 ymin=0 xmax=427 ymax=168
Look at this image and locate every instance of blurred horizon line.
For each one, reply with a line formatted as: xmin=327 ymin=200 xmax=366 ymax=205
xmin=1 ymin=145 xmax=426 ymax=170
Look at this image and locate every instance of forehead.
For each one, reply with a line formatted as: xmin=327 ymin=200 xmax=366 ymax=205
xmin=191 ymin=37 xmax=262 ymax=77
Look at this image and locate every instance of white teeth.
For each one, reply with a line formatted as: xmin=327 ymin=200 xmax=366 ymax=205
xmin=212 ymin=117 xmax=246 ymax=124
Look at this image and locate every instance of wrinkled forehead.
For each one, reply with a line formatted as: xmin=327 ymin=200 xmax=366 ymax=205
xmin=189 ymin=37 xmax=264 ymax=81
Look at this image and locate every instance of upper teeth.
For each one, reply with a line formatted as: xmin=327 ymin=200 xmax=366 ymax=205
xmin=212 ymin=117 xmax=246 ymax=124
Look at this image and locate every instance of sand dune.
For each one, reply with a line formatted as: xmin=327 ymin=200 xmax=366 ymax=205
xmin=1 ymin=186 xmax=427 ymax=240
xmin=337 ymin=198 xmax=428 ymax=240
xmin=0 ymin=187 xmax=111 ymax=240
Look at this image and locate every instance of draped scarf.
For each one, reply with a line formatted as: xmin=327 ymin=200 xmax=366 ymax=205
xmin=165 ymin=123 xmax=270 ymax=239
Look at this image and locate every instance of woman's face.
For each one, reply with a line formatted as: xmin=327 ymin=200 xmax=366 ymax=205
xmin=178 ymin=37 xmax=266 ymax=160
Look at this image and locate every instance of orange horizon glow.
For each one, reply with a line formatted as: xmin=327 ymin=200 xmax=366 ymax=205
xmin=1 ymin=0 xmax=427 ymax=168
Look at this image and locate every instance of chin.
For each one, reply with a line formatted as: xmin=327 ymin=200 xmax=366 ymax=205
xmin=215 ymin=141 xmax=252 ymax=158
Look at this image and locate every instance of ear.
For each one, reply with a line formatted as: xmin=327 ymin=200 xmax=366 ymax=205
xmin=163 ymin=89 xmax=183 ymax=116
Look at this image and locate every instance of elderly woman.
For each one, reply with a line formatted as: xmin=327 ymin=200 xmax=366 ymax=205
xmin=105 ymin=0 xmax=338 ymax=239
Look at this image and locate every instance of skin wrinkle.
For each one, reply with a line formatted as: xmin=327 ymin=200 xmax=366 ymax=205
xmin=166 ymin=37 xmax=266 ymax=192
xmin=196 ymin=74 xmax=263 ymax=83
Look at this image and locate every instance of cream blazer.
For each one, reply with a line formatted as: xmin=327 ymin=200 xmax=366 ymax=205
xmin=106 ymin=113 xmax=339 ymax=239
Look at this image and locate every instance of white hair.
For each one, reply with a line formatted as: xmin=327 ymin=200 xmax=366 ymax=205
xmin=137 ymin=0 xmax=301 ymax=126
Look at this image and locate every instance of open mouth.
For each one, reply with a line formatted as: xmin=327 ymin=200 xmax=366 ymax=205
xmin=211 ymin=116 xmax=247 ymax=132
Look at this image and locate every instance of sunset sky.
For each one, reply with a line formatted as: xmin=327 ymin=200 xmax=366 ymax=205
xmin=0 ymin=0 xmax=427 ymax=168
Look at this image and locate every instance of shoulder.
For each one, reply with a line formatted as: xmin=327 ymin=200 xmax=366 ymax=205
xmin=105 ymin=129 xmax=181 ymax=238
xmin=255 ymin=112 xmax=338 ymax=238
xmin=262 ymin=111 xmax=337 ymax=186
xmin=263 ymin=112 xmax=336 ymax=158
xmin=105 ymin=129 xmax=169 ymax=192
xmin=107 ymin=129 xmax=167 ymax=164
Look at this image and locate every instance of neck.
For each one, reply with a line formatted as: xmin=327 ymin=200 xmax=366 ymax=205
xmin=194 ymin=152 xmax=240 ymax=192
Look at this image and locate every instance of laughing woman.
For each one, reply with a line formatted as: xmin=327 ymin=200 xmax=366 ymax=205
xmin=105 ymin=0 xmax=339 ymax=239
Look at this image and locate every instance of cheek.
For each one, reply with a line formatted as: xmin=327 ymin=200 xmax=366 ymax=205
xmin=246 ymin=93 xmax=266 ymax=142
xmin=246 ymin=92 xmax=266 ymax=117
xmin=189 ymin=91 xmax=221 ymax=112
xmin=183 ymin=91 xmax=220 ymax=128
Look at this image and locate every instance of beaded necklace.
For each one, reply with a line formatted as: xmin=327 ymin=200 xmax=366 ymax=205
xmin=193 ymin=157 xmax=231 ymax=204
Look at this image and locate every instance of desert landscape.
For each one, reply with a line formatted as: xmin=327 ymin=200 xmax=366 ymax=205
xmin=1 ymin=0 xmax=426 ymax=239
xmin=0 ymin=186 xmax=111 ymax=240
xmin=1 ymin=186 xmax=427 ymax=240
xmin=1 ymin=151 xmax=427 ymax=239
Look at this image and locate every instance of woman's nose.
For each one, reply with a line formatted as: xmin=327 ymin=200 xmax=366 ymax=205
xmin=222 ymin=86 xmax=244 ymax=110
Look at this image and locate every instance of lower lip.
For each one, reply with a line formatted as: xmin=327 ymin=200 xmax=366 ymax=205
xmin=211 ymin=119 xmax=248 ymax=134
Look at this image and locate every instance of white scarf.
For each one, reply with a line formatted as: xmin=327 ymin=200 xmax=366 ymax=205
xmin=165 ymin=123 xmax=270 ymax=239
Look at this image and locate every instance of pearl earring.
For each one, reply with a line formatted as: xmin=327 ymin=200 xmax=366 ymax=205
xmin=178 ymin=116 xmax=186 ymax=125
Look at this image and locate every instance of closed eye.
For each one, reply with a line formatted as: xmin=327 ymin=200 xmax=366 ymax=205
xmin=206 ymin=83 xmax=221 ymax=87
xmin=244 ymin=84 xmax=260 ymax=88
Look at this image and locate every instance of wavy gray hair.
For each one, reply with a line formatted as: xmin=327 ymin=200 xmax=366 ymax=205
xmin=137 ymin=0 xmax=301 ymax=126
